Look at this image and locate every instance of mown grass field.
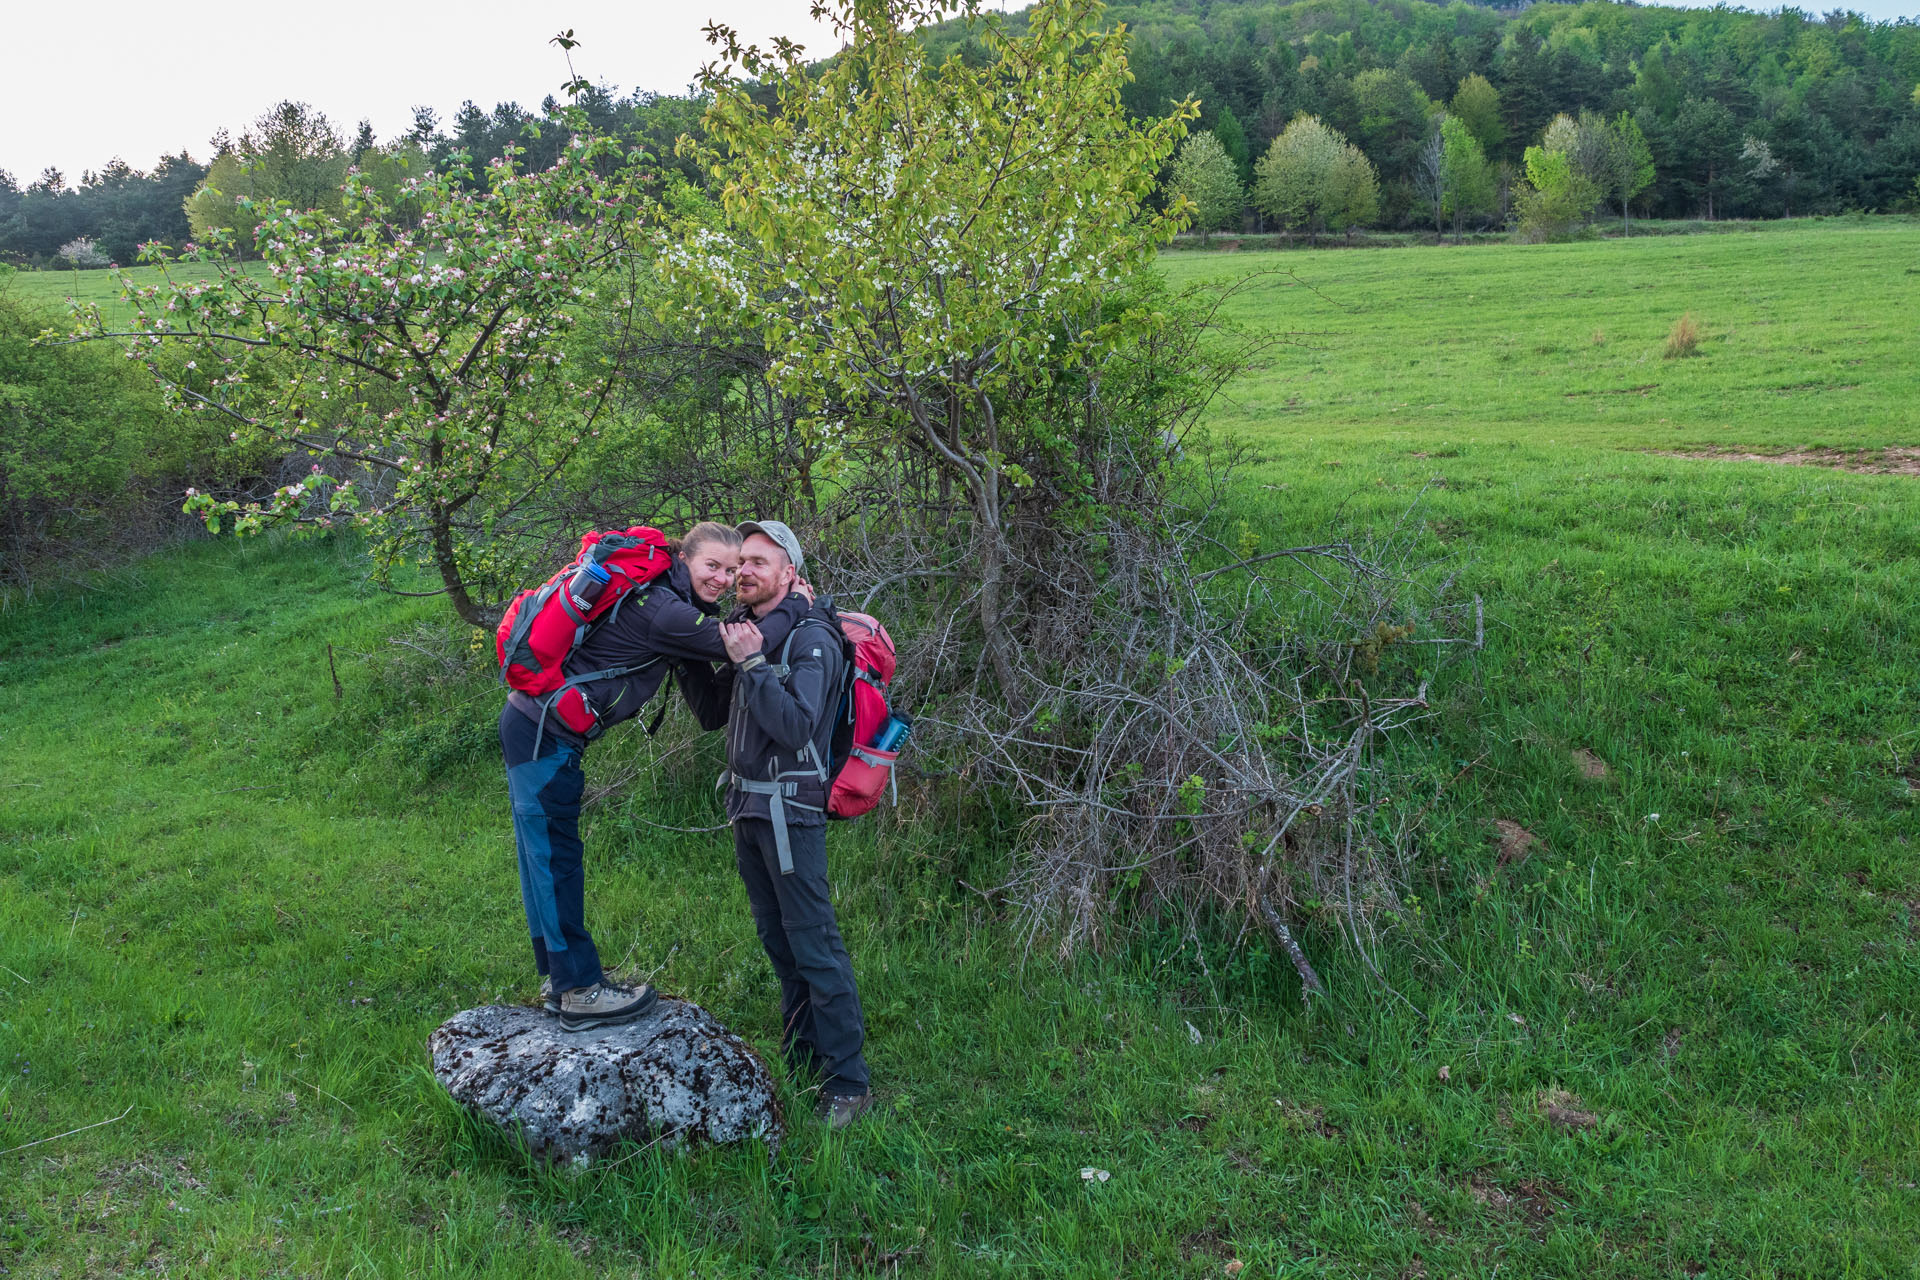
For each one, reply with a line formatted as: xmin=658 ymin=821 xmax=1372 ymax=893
xmin=4 ymin=262 xmax=256 ymax=329
xmin=4 ymin=222 xmax=1918 ymax=1277
xmin=1161 ymin=215 xmax=1920 ymax=450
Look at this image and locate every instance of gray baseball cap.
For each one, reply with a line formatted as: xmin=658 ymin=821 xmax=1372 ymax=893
xmin=737 ymin=518 xmax=804 ymax=572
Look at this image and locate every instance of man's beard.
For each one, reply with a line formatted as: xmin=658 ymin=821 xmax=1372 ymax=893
xmin=735 ymin=576 xmax=778 ymax=610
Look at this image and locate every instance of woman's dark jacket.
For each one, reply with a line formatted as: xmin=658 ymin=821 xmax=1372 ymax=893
xmin=505 ymin=559 xmax=797 ymax=748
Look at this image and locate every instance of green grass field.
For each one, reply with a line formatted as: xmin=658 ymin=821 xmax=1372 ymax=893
xmin=4 ymin=223 xmax=1918 ymax=1277
xmin=4 ymin=261 xmax=252 ymax=329
xmin=1161 ymin=217 xmax=1920 ymax=451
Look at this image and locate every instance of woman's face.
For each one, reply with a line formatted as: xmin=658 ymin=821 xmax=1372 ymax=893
xmin=685 ymin=540 xmax=741 ymax=605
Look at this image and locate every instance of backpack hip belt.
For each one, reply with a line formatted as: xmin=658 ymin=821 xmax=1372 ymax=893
xmin=524 ymin=656 xmax=663 ymax=758
xmin=719 ymin=736 xmax=830 ymax=876
xmin=723 ymin=778 xmax=822 ymax=875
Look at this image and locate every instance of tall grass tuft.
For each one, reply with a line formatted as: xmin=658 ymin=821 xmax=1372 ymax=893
xmin=1664 ymin=312 xmax=1703 ymax=359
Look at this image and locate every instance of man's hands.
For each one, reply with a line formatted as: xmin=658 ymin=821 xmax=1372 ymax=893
xmin=721 ymin=620 xmax=766 ymax=665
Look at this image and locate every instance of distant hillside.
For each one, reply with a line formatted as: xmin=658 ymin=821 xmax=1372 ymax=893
xmin=927 ymin=0 xmax=1920 ymax=223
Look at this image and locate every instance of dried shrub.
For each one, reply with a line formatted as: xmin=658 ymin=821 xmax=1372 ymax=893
xmin=1664 ymin=313 xmax=1703 ymax=359
xmin=793 ymin=296 xmax=1475 ymax=996
xmin=859 ymin=481 xmax=1475 ymax=997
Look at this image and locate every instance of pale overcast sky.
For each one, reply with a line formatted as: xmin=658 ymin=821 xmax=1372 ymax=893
xmin=2 ymin=0 xmax=1915 ymax=181
xmin=0 ymin=1 xmax=844 ymax=180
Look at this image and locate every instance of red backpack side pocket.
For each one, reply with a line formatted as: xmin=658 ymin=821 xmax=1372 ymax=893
xmin=827 ymin=608 xmax=901 ymax=820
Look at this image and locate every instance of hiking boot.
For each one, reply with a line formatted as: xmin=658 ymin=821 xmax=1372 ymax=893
xmin=557 ymin=979 xmax=658 ymax=1033
xmin=537 ymin=977 xmax=560 ymax=1014
xmin=817 ymin=1089 xmax=874 ymax=1130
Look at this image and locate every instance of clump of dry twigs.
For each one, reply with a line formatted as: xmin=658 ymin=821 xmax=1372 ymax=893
xmin=822 ymin=453 xmax=1476 ymax=1001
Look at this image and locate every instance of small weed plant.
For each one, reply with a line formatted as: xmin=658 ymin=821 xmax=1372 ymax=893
xmin=1664 ymin=311 xmax=1704 ymax=358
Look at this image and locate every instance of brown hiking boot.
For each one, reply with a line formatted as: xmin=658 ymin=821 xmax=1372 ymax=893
xmin=558 ymin=979 xmax=658 ymax=1032
xmin=537 ymin=977 xmax=560 ymax=1013
xmin=817 ymin=1089 xmax=874 ymax=1130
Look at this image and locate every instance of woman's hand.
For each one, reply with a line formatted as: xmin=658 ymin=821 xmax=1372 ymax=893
xmin=792 ymin=576 xmax=816 ymax=603
xmin=721 ymin=620 xmax=765 ymax=665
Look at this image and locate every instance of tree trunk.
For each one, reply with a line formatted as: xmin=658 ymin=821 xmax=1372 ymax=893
xmin=974 ymin=511 xmax=1018 ymax=698
xmin=433 ymin=504 xmax=489 ymax=628
xmin=798 ymin=440 xmax=818 ymax=516
xmin=423 ymin=431 xmax=491 ymax=628
xmin=939 ymin=390 xmax=958 ymax=507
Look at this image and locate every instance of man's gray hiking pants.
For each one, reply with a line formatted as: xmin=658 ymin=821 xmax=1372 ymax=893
xmin=733 ymin=818 xmax=869 ymax=1092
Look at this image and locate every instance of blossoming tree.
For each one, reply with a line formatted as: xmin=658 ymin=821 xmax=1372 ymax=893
xmin=73 ymin=110 xmax=646 ymax=624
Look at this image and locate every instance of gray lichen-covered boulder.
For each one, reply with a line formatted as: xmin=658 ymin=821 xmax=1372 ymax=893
xmin=428 ymin=999 xmax=782 ymax=1163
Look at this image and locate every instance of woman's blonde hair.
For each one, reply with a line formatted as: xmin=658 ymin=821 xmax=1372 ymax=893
xmin=668 ymin=520 xmax=743 ymax=560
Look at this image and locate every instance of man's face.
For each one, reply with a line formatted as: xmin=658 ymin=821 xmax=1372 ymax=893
xmin=734 ymin=533 xmax=794 ymax=611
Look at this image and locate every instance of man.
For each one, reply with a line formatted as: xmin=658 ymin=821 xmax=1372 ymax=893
xmin=677 ymin=520 xmax=874 ymax=1128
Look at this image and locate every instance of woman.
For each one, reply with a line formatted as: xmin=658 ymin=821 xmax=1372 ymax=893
xmin=497 ymin=521 xmax=802 ymax=1031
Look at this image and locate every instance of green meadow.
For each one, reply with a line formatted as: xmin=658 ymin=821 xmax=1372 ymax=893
xmin=1161 ymin=215 xmax=1920 ymax=451
xmin=3 ymin=222 xmax=1917 ymax=1277
xmin=5 ymin=262 xmax=241 ymax=329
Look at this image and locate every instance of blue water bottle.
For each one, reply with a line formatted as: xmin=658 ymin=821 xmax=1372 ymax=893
xmin=873 ymin=714 xmax=913 ymax=752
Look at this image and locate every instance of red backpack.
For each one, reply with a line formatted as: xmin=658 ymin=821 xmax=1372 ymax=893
xmin=495 ymin=527 xmax=672 ymax=739
xmin=818 ymin=604 xmax=906 ymax=820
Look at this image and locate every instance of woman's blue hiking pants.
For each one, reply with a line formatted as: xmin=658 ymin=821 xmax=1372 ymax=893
xmin=499 ymin=704 xmax=604 ymax=994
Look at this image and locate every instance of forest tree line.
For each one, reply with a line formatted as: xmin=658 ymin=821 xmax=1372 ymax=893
xmin=0 ymin=87 xmax=705 ymax=268
xmin=945 ymin=0 xmax=1920 ymax=229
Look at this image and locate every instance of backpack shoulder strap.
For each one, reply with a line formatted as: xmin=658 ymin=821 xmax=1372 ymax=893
xmin=770 ymin=612 xmax=846 ymax=682
xmin=587 ymin=577 xmax=657 ymax=639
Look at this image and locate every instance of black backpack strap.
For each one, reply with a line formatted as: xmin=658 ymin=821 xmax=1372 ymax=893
xmin=643 ymin=690 xmax=670 ymax=737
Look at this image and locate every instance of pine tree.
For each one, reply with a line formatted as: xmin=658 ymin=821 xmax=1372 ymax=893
xmin=1212 ymin=105 xmax=1253 ymax=186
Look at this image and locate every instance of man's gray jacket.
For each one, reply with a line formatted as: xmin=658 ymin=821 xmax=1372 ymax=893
xmin=677 ymin=593 xmax=846 ymax=838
